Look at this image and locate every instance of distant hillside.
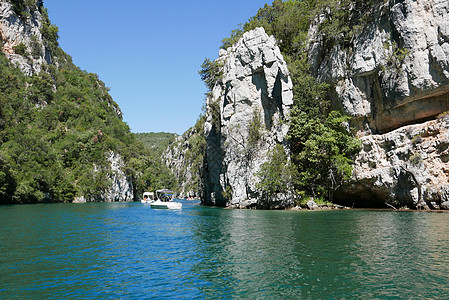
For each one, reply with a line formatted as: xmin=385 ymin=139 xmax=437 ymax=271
xmin=134 ymin=132 xmax=177 ymax=155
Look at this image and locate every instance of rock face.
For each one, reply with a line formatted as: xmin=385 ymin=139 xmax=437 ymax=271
xmin=0 ymin=1 xmax=51 ymax=75
xmin=164 ymin=127 xmax=203 ymax=198
xmin=307 ymin=0 xmax=449 ymax=208
xmin=103 ymin=152 xmax=134 ymax=202
xmin=72 ymin=152 xmax=134 ymax=203
xmin=202 ymin=27 xmax=294 ymax=208
xmin=308 ymin=0 xmax=449 ymax=135
xmin=336 ymin=116 xmax=449 ymax=208
xmin=201 ymin=0 xmax=449 ymax=209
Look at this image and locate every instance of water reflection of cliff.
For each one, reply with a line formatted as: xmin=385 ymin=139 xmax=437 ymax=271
xmin=351 ymin=211 xmax=449 ymax=298
xmin=189 ymin=209 xmax=449 ymax=299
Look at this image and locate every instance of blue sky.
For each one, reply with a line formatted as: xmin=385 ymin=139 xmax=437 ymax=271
xmin=44 ymin=0 xmax=270 ymax=134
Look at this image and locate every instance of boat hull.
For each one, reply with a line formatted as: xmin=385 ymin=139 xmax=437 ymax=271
xmin=149 ymin=200 xmax=182 ymax=209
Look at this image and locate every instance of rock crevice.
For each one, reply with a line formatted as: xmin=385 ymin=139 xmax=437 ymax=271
xmin=202 ymin=28 xmax=293 ymax=208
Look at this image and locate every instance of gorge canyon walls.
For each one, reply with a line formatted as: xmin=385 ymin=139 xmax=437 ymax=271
xmin=199 ymin=0 xmax=449 ymax=209
xmin=1 ymin=1 xmax=134 ymax=202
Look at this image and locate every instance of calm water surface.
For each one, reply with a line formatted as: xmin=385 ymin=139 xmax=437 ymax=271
xmin=1 ymin=201 xmax=449 ymax=299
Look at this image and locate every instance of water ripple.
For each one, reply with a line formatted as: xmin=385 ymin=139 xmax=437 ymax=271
xmin=1 ymin=204 xmax=449 ymax=298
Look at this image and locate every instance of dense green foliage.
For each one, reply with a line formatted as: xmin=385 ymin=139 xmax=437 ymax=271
xmin=0 ymin=2 xmax=168 ymax=204
xmin=225 ymin=0 xmax=379 ymax=55
xmin=256 ymin=144 xmax=296 ymax=197
xmin=199 ymin=58 xmax=223 ymax=132
xmin=8 ymin=0 xmax=43 ymax=20
xmin=216 ymin=0 xmax=363 ymax=201
xmin=133 ymin=132 xmax=177 ymax=194
xmin=127 ymin=152 xmax=176 ymax=197
xmin=134 ymin=132 xmax=177 ymax=154
xmin=198 ymin=58 xmax=223 ymax=92
xmin=0 ymin=51 xmax=145 ymax=203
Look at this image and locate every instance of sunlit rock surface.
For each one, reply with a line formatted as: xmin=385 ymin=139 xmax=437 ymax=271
xmin=307 ymin=0 xmax=449 ymax=208
xmin=202 ymin=28 xmax=294 ymax=208
xmin=309 ymin=0 xmax=449 ymax=135
xmin=0 ymin=1 xmax=51 ymax=75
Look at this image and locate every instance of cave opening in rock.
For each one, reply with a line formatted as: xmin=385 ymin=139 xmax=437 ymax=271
xmin=333 ymin=188 xmax=392 ymax=208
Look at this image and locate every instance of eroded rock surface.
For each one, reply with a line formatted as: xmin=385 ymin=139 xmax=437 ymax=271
xmin=336 ymin=116 xmax=449 ymax=208
xmin=164 ymin=128 xmax=202 ymax=199
xmin=73 ymin=152 xmax=134 ymax=203
xmin=307 ymin=0 xmax=449 ymax=208
xmin=0 ymin=2 xmax=51 ymax=75
xmin=202 ymin=28 xmax=294 ymax=208
xmin=309 ymin=0 xmax=449 ymax=135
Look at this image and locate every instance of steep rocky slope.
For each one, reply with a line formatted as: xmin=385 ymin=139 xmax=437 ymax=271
xmin=202 ymin=28 xmax=293 ymax=208
xmin=308 ymin=0 xmax=449 ymax=135
xmin=0 ymin=0 xmax=51 ymax=75
xmin=163 ymin=121 xmax=205 ymax=198
xmin=199 ymin=0 xmax=449 ymax=209
xmin=306 ymin=0 xmax=449 ymax=208
xmin=336 ymin=116 xmax=449 ymax=209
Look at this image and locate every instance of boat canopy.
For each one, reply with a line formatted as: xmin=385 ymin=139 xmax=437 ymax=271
xmin=155 ymin=189 xmax=174 ymax=202
xmin=156 ymin=189 xmax=173 ymax=195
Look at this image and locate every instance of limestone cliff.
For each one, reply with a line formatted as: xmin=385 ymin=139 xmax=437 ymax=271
xmin=0 ymin=1 xmax=51 ymax=75
xmin=308 ymin=0 xmax=449 ymax=208
xmin=73 ymin=152 xmax=134 ymax=203
xmin=336 ymin=116 xmax=449 ymax=209
xmin=309 ymin=0 xmax=449 ymax=135
xmin=200 ymin=0 xmax=449 ymax=209
xmin=163 ymin=123 xmax=204 ymax=199
xmin=202 ymin=28 xmax=294 ymax=208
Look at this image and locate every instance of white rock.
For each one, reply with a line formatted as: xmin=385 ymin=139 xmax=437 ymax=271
xmin=202 ymin=27 xmax=294 ymax=208
xmin=308 ymin=0 xmax=449 ymax=135
xmin=0 ymin=1 xmax=51 ymax=75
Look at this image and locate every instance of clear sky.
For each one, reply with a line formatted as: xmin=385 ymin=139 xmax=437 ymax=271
xmin=43 ymin=0 xmax=270 ymax=135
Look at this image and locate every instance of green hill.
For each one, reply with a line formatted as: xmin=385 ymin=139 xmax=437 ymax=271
xmin=0 ymin=0 xmax=173 ymax=203
xmin=134 ymin=132 xmax=177 ymax=155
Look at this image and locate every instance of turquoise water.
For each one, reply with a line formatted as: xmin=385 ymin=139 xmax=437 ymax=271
xmin=1 ymin=201 xmax=449 ymax=299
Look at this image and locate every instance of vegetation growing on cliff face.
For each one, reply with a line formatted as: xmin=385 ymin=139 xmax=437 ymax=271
xmin=133 ymin=132 xmax=177 ymax=194
xmin=199 ymin=58 xmax=223 ymax=93
xmin=8 ymin=0 xmax=42 ymax=19
xmin=172 ymin=115 xmax=207 ymax=197
xmin=256 ymin=144 xmax=296 ymax=197
xmin=0 ymin=2 xmax=161 ymax=204
xmin=134 ymin=132 xmax=177 ymax=154
xmin=212 ymin=0 xmax=362 ymax=201
xmin=199 ymin=58 xmax=223 ymax=132
xmin=0 ymin=51 xmax=148 ymax=203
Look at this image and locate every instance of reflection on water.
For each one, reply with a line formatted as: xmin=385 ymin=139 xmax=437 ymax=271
xmin=189 ymin=209 xmax=449 ymax=299
xmin=1 ymin=203 xmax=449 ymax=299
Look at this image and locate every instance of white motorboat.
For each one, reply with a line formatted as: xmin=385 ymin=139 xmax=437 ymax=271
xmin=149 ymin=189 xmax=182 ymax=209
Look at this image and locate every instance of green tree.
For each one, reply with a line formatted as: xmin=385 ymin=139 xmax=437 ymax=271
xmin=199 ymin=58 xmax=223 ymax=92
xmin=257 ymin=144 xmax=297 ymax=197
